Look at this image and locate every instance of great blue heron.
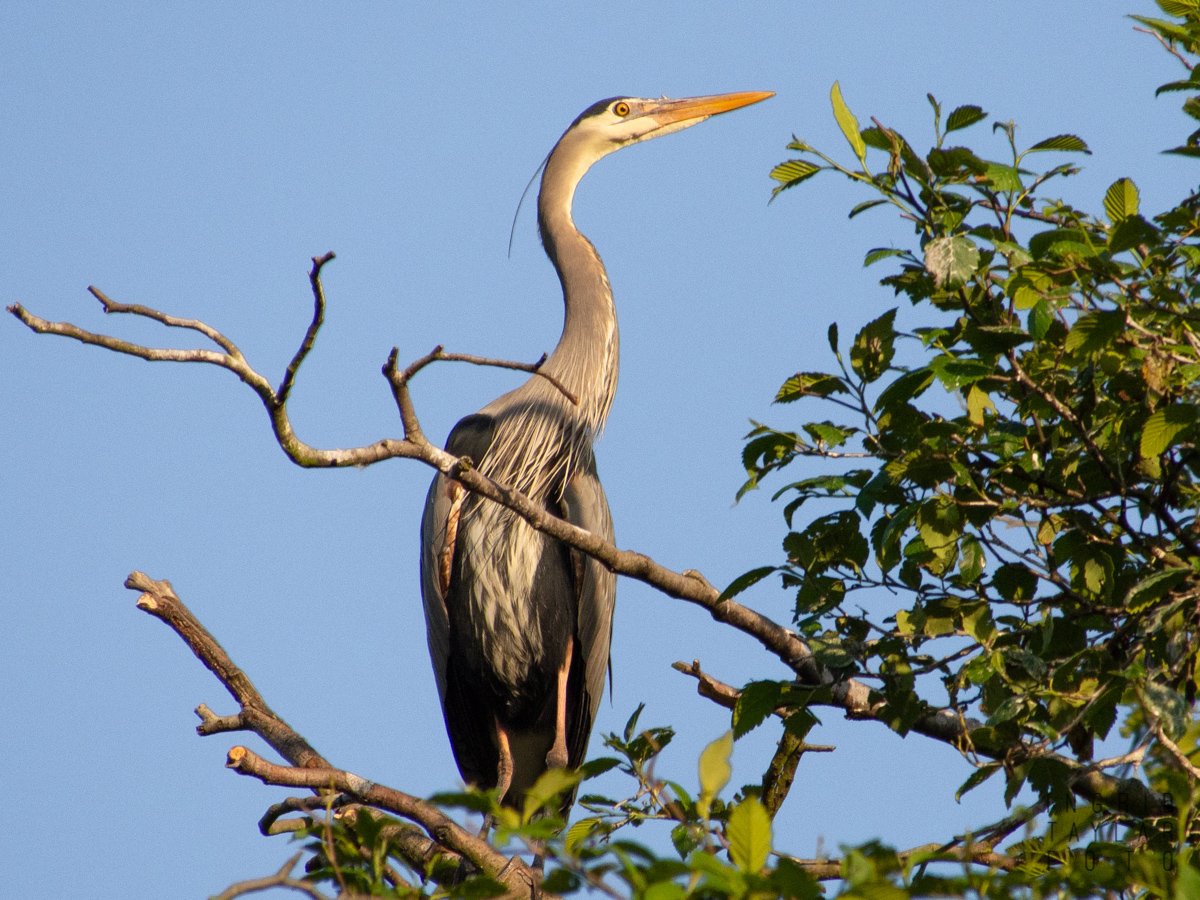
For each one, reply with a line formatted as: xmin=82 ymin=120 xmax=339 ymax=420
xmin=420 ymin=91 xmax=773 ymax=811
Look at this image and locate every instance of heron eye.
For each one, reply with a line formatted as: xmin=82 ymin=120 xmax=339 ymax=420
xmin=613 ymin=102 xmax=630 ymax=117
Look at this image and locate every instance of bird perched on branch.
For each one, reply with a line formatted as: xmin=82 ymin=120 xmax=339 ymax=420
xmin=420 ymin=91 xmax=773 ymax=811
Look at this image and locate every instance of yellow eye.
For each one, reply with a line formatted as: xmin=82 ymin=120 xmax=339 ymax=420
xmin=613 ymin=101 xmax=630 ymax=117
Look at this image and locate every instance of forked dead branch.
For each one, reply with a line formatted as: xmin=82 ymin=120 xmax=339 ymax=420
xmin=7 ymin=253 xmax=1172 ymax=842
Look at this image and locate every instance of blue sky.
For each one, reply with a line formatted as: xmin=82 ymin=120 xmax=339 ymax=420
xmin=3 ymin=2 xmax=1195 ymax=896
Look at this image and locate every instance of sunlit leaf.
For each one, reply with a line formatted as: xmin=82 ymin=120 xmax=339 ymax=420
xmin=1026 ymin=134 xmax=1091 ymax=154
xmin=698 ymin=731 xmax=733 ymax=817
xmin=1103 ymin=177 xmax=1140 ymax=222
xmin=1140 ymin=404 xmax=1198 ymax=457
xmin=831 ymin=81 xmax=867 ymax=163
xmin=726 ymin=797 xmax=772 ymax=873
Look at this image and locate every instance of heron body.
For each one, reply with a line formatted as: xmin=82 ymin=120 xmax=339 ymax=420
xmin=420 ymin=91 xmax=772 ymax=809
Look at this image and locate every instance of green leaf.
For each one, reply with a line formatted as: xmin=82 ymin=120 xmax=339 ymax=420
xmin=955 ymin=763 xmax=1000 ymax=801
xmin=522 ymin=767 xmax=582 ymax=822
xmin=864 ymin=247 xmax=904 ymax=267
xmin=830 ymin=81 xmax=867 ymax=163
xmin=828 ymin=322 xmax=839 ymax=354
xmin=719 ymin=566 xmax=777 ymax=602
xmin=849 ymin=308 xmax=898 ymax=383
xmin=732 ymin=681 xmax=782 ymax=738
xmin=874 ymin=367 xmax=934 ymax=412
xmin=1144 ymin=682 xmax=1188 ymax=740
xmin=849 ymin=198 xmax=888 ymax=219
xmin=1028 ymin=298 xmax=1054 ymax=341
xmin=928 ymin=355 xmax=993 ymax=390
xmin=1140 ymin=404 xmax=1199 ymax=457
xmin=644 ymin=882 xmax=685 ymax=900
xmin=1026 ymin=134 xmax=1091 ymax=154
xmin=984 ymin=162 xmax=1022 ymax=192
xmin=1124 ymin=567 xmax=1190 ymax=613
xmin=958 ymin=535 xmax=986 ymax=583
xmin=966 ymin=384 xmax=995 ymax=426
xmin=1109 ymin=214 xmax=1160 ymax=254
xmin=726 ymin=797 xmax=772 ymax=873
xmin=1103 ymin=177 xmax=1140 ymax=222
xmin=775 ymin=372 xmax=848 ymax=402
xmin=945 ymin=104 xmax=988 ymax=133
xmin=771 ymin=858 xmax=822 ymax=900
xmin=1064 ymin=310 xmax=1125 ymax=355
xmin=769 ymin=159 xmax=821 ymax=199
xmin=698 ymin=731 xmax=733 ymax=817
xmin=923 ymin=235 xmax=979 ymax=288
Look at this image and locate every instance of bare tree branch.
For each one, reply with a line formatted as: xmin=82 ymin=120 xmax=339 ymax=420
xmin=127 ymin=571 xmax=328 ymax=769
xmin=11 ymin=263 xmax=1177 ymax=820
xmin=208 ymin=852 xmax=330 ymax=900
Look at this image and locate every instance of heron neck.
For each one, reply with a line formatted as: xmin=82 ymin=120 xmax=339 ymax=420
xmin=536 ymin=144 xmax=620 ymax=437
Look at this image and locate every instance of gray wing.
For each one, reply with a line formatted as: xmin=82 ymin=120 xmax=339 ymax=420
xmin=420 ymin=413 xmax=498 ymax=708
xmin=561 ymin=457 xmax=616 ymax=756
xmin=420 ymin=472 xmax=452 ymax=705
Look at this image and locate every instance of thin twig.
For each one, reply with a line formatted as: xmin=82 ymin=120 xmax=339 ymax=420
xmin=278 ymin=252 xmax=334 ymax=404
xmin=126 ymin=572 xmax=328 ymax=769
xmin=1134 ymin=25 xmax=1194 ymax=70
xmin=208 ymin=852 xmax=329 ymax=900
xmin=1154 ymin=722 xmax=1200 ymax=781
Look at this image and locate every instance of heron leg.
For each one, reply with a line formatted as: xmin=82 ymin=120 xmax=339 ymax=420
xmin=495 ymin=716 xmax=515 ymax=804
xmin=438 ymin=480 xmax=465 ymax=596
xmin=545 ymin=639 xmax=573 ymax=771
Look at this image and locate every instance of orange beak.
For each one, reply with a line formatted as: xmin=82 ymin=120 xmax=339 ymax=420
xmin=634 ymin=91 xmax=775 ymax=127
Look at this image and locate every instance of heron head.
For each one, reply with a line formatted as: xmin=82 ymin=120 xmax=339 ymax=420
xmin=565 ymin=91 xmax=775 ymax=157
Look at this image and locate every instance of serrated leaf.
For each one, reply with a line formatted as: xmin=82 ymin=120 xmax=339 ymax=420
xmin=864 ymin=247 xmax=904 ymax=267
xmin=1140 ymin=404 xmax=1198 ymax=457
xmin=732 ymin=681 xmax=783 ymax=739
xmin=564 ymin=818 xmax=600 ymax=854
xmin=1104 ymin=177 xmax=1140 ymax=222
xmin=1027 ymin=134 xmax=1091 ymax=154
xmin=698 ymin=731 xmax=733 ymax=816
xmin=924 ymin=235 xmax=979 ymax=288
xmin=1064 ymin=310 xmax=1124 ymax=354
xmin=719 ymin=566 xmax=777 ymax=602
xmin=769 ymin=159 xmax=821 ymax=199
xmin=726 ymin=797 xmax=772 ymax=873
xmin=831 ymin=81 xmax=867 ymax=163
xmin=945 ymin=104 xmax=988 ymax=133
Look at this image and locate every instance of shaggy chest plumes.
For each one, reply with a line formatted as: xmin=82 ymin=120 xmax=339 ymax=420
xmin=456 ymin=328 xmax=615 ymax=716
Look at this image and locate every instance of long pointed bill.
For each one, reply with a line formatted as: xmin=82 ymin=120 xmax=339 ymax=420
xmin=635 ymin=91 xmax=775 ymax=129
